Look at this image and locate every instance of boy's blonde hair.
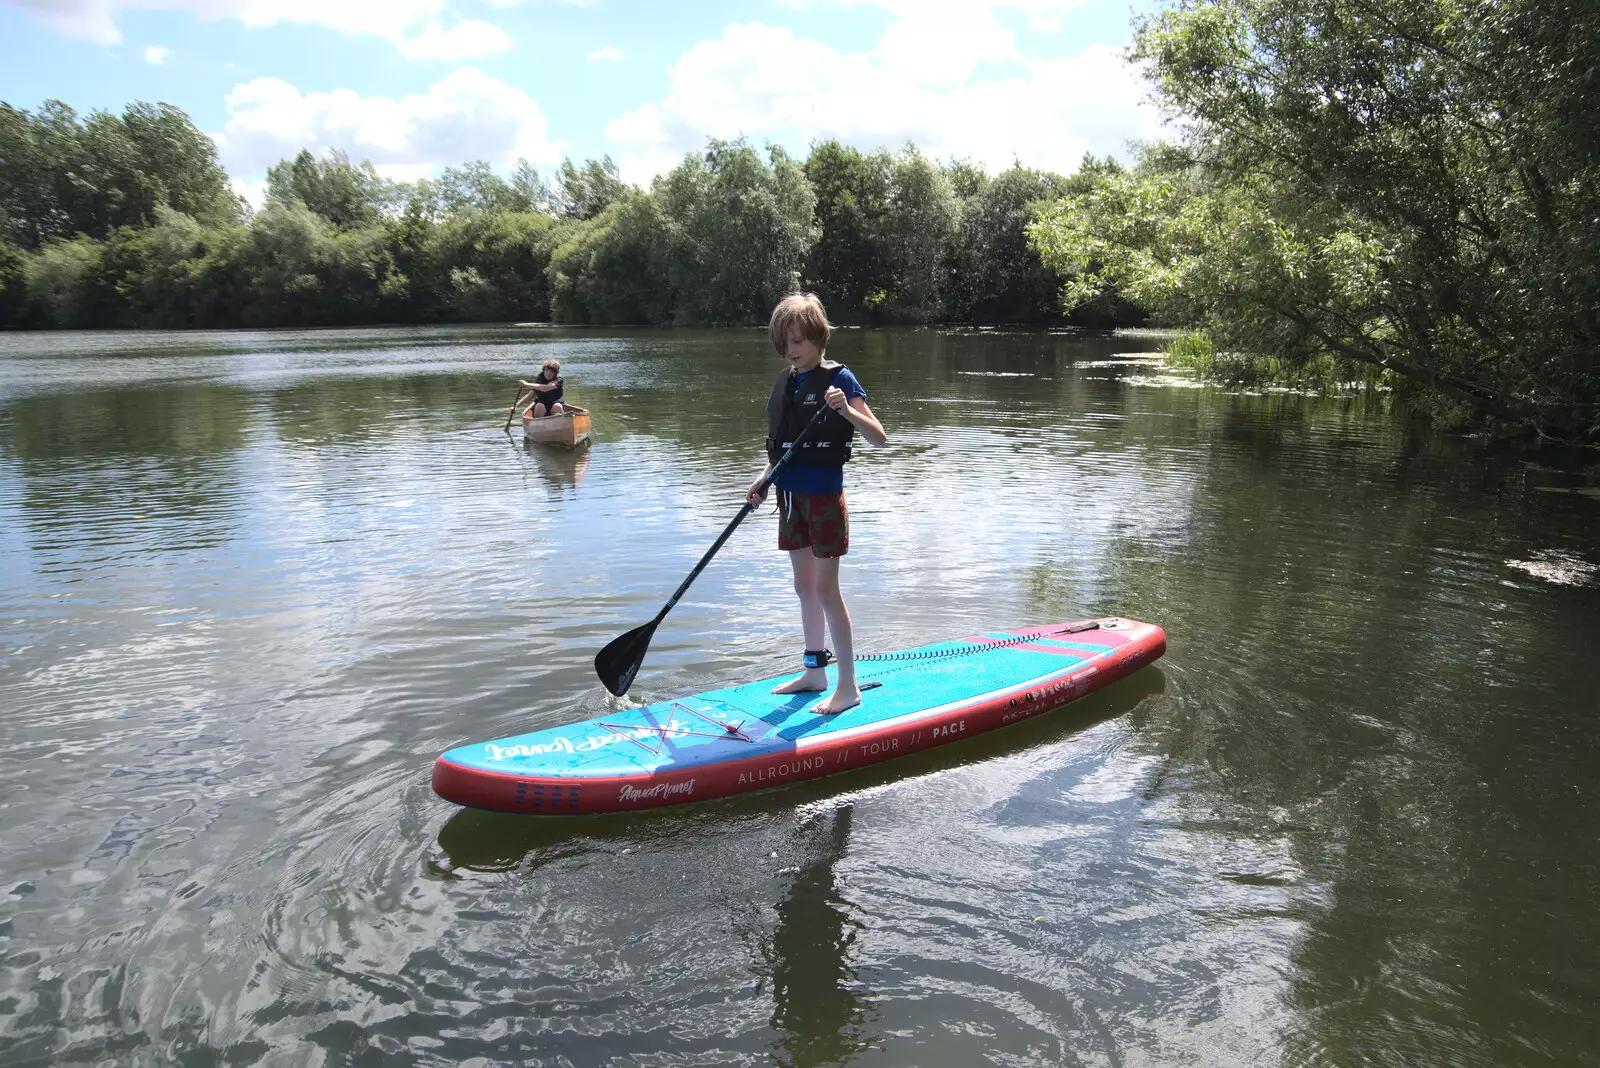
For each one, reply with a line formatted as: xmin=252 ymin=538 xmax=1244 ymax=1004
xmin=769 ymin=292 xmax=831 ymax=355
xmin=542 ymin=358 xmax=561 ymax=376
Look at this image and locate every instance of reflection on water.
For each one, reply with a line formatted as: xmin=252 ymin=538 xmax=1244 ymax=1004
xmin=1 ymin=325 xmax=1598 ymax=1066
xmin=520 ymin=437 xmax=591 ymax=497
xmin=769 ymin=805 xmax=863 ymax=1068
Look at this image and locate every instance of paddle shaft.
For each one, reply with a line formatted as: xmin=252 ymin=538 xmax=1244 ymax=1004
xmin=504 ymin=385 xmax=531 ymax=431
xmin=647 ymin=402 xmax=838 ymax=624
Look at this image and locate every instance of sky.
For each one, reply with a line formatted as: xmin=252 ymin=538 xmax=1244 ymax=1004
xmin=0 ymin=0 xmax=1166 ymax=203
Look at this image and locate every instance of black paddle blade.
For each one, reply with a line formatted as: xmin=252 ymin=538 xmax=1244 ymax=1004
xmin=595 ymin=619 xmax=658 ymax=697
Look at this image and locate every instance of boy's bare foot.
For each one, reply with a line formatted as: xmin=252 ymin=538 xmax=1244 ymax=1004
xmin=773 ymin=668 xmax=828 ymax=694
xmin=815 ymin=686 xmax=863 ymax=715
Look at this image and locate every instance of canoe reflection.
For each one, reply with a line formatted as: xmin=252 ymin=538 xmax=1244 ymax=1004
xmin=521 ymin=436 xmax=590 ymax=494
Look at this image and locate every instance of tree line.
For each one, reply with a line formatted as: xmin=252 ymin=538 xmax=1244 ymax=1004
xmin=0 ymin=100 xmax=1136 ymax=332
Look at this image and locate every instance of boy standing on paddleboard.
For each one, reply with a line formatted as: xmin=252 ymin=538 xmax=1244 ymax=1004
xmin=746 ymin=293 xmax=888 ymax=714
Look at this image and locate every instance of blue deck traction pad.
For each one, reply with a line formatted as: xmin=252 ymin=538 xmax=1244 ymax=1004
xmin=442 ymin=629 xmax=1124 ymax=780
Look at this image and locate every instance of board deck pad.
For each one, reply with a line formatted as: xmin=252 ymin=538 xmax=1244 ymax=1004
xmin=433 ymin=618 xmax=1166 ymax=814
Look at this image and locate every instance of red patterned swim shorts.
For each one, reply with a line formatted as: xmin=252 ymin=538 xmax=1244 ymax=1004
xmin=776 ymin=491 xmax=849 ymax=558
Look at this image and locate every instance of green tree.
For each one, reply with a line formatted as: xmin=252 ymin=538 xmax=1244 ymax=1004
xmin=98 ymin=205 xmax=207 ymax=327
xmin=548 ymin=141 xmax=817 ymax=325
xmin=509 ymin=160 xmax=554 ymax=215
xmin=949 ymin=157 xmax=1133 ymax=324
xmin=802 ymin=141 xmax=892 ymax=321
xmin=944 ymin=158 xmax=990 ymax=202
xmin=435 ymin=209 xmax=573 ymax=321
xmin=266 ymin=149 xmax=396 ymax=230
xmin=0 ymin=237 xmax=28 ymax=326
xmin=0 ymin=99 xmax=237 ymax=248
xmin=879 ymin=146 xmax=958 ymax=321
xmin=429 ymin=159 xmax=553 ymax=217
xmin=655 ymin=139 xmax=818 ymax=324
xmin=949 ymin=165 xmax=1065 ymax=322
xmin=237 ymin=199 xmax=341 ymax=324
xmin=23 ymin=234 xmax=107 ymax=326
xmin=553 ymin=156 xmax=628 ymax=221
xmin=803 ymin=142 xmax=963 ymax=323
xmin=0 ymin=102 xmax=62 ymax=246
xmin=547 ymin=190 xmax=675 ymax=324
xmin=185 ymin=223 xmax=257 ymax=327
xmin=118 ymin=102 xmax=240 ymax=227
xmin=1031 ymin=0 xmax=1600 ymax=436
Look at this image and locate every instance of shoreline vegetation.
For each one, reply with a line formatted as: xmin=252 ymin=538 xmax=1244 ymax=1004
xmin=3 ymin=0 xmax=1597 ymax=442
xmin=1162 ymin=331 xmax=1395 ymax=396
xmin=0 ymin=117 xmax=1142 ymax=335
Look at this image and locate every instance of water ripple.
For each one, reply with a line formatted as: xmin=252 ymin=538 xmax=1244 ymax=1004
xmin=2 ymin=326 xmax=1597 ymax=1065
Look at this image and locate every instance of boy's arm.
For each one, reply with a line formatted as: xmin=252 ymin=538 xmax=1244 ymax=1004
xmin=836 ymin=394 xmax=887 ymax=447
xmin=746 ymin=463 xmax=775 ymax=505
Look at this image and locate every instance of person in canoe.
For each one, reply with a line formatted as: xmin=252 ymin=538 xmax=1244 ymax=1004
xmin=519 ymin=359 xmax=565 ymax=418
xmin=746 ymin=293 xmax=887 ymax=714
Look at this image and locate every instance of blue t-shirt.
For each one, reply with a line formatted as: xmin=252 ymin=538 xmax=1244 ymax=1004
xmin=769 ymin=366 xmax=867 ymax=495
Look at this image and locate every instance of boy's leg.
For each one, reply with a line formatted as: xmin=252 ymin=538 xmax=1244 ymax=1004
xmin=772 ymin=548 xmax=829 ymax=694
xmin=532 ymin=401 xmax=547 ymax=417
xmin=811 ymin=555 xmax=862 ymax=714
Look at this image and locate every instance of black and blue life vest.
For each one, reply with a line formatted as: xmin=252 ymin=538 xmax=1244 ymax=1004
xmin=765 ymin=361 xmax=854 ymax=467
xmin=536 ymin=374 xmax=563 ymax=407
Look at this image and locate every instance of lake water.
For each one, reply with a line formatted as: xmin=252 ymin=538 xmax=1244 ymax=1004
xmin=1 ymin=324 xmax=1597 ymax=1066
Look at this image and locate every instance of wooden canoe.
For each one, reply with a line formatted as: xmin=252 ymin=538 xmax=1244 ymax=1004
xmin=521 ymin=405 xmax=591 ymax=448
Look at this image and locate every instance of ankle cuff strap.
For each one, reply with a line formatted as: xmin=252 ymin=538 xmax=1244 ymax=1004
xmin=803 ymin=649 xmax=833 ymax=669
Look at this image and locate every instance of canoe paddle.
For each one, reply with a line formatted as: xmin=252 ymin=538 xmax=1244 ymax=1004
xmin=595 ymin=402 xmax=838 ymax=697
xmin=504 ymin=385 xmax=531 ymax=432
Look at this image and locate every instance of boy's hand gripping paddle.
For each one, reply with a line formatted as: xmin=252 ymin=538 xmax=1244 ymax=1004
xmin=595 ymin=402 xmax=837 ymax=697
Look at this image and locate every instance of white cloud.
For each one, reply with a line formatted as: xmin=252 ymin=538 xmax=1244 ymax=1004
xmin=872 ymin=9 xmax=1015 ymax=87
xmin=230 ymin=176 xmax=268 ymax=209
xmin=840 ymin=0 xmax=1092 ymax=33
xmin=143 ymin=43 xmax=170 ymax=64
xmin=604 ymin=20 xmax=1162 ymax=184
xmin=395 ymin=18 xmax=513 ymax=59
xmin=1 ymin=0 xmax=512 ymax=58
xmin=210 ymin=66 xmax=562 ymax=180
xmin=586 ymin=46 xmax=624 ymax=62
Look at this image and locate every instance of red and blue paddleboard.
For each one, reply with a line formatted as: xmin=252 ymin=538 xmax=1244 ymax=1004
xmin=432 ymin=618 xmax=1166 ymax=814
